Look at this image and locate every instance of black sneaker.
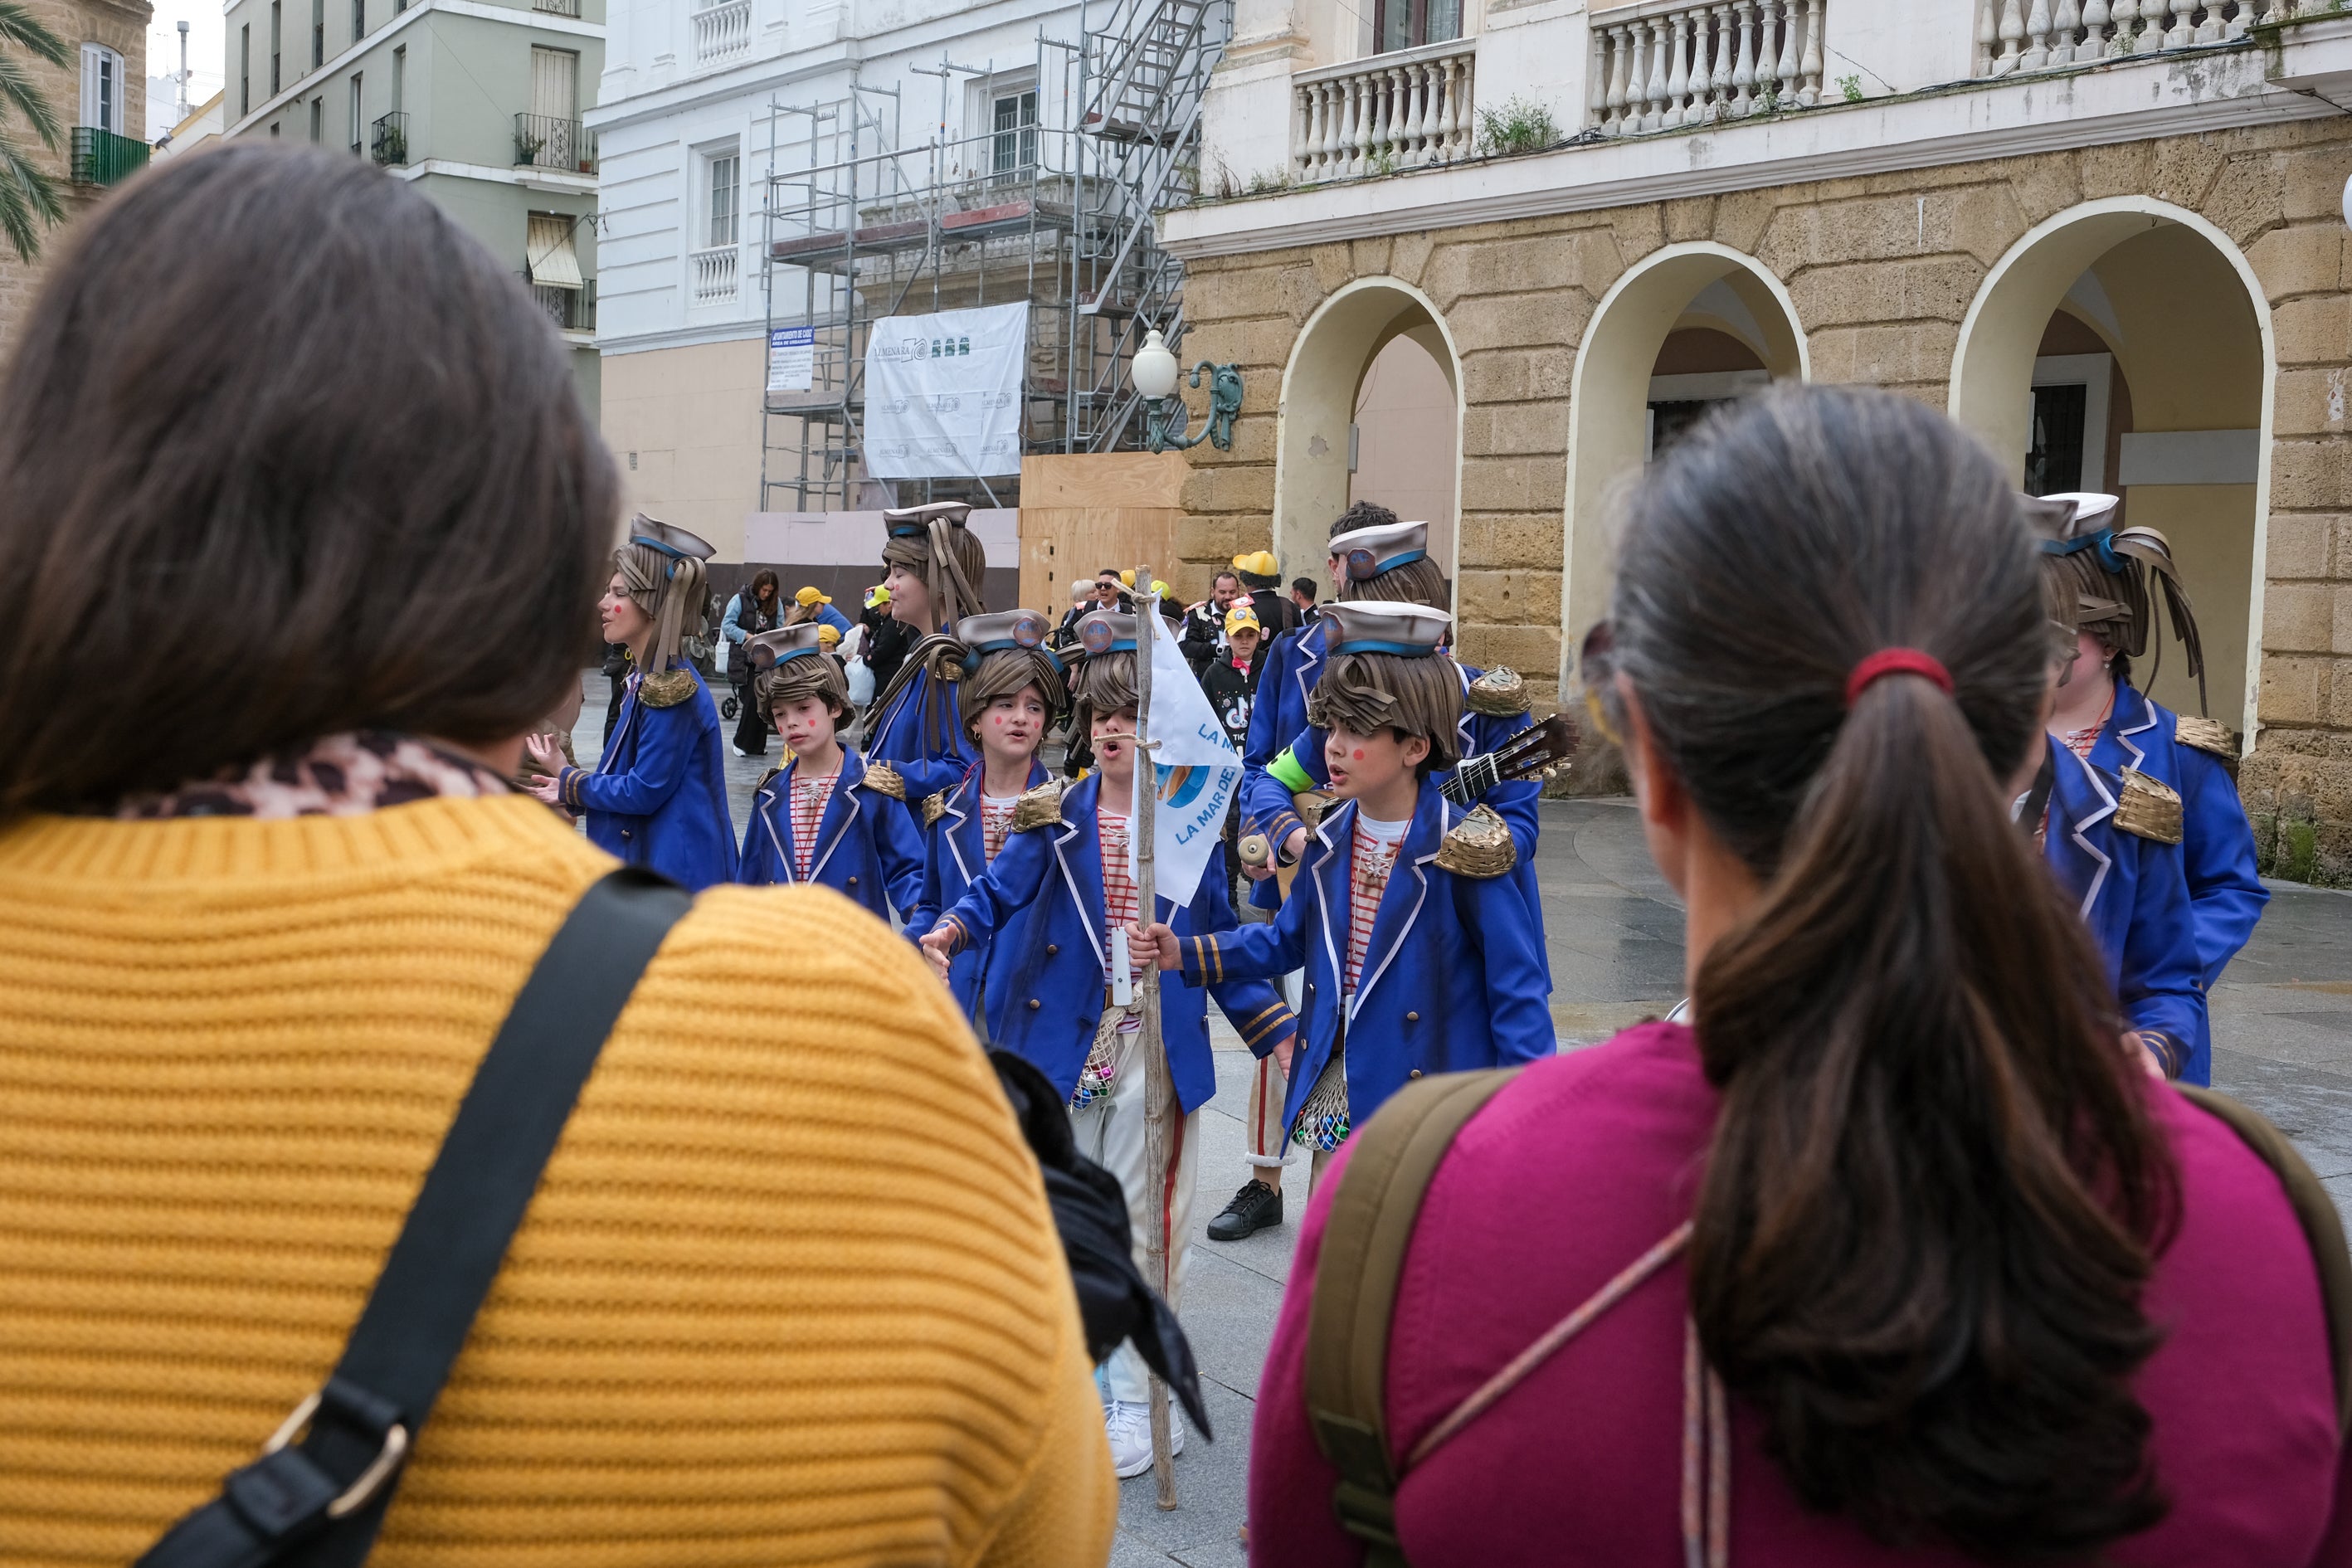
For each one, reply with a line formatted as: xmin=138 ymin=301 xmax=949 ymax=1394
xmin=1207 ymin=1179 xmax=1283 ymax=1241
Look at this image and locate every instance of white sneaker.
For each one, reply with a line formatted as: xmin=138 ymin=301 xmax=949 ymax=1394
xmin=731 ymin=744 xmax=748 ymax=757
xmin=1103 ymin=1399 xmax=1183 ymax=1478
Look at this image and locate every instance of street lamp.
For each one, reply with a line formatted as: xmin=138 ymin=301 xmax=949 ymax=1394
xmin=1132 ymin=327 xmax=1243 ymax=453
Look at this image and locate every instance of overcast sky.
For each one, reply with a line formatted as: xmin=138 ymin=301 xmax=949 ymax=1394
xmin=147 ymin=0 xmax=226 ymax=134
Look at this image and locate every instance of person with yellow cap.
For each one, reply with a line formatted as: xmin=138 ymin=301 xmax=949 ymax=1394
xmin=1234 ymin=548 xmax=1299 ymax=643
xmin=788 ymin=583 xmax=855 ymax=638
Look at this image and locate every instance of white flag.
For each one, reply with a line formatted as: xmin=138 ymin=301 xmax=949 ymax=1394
xmin=1130 ymin=602 xmax=1244 ymax=908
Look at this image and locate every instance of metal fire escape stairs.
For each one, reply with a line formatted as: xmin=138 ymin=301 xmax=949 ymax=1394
xmin=1066 ymin=0 xmax=1231 ymax=452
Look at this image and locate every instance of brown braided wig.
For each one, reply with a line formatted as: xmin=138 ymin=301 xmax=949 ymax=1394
xmin=757 ymin=653 xmax=850 ymax=729
xmin=960 ymin=647 xmax=1069 ymax=743
xmin=879 ymin=516 xmax=989 ymax=631
xmin=1069 ymin=650 xmax=1138 ymax=741
xmin=1307 ymin=650 xmax=1463 ymax=772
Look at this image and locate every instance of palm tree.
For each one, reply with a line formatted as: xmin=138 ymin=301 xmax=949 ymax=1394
xmin=0 ymin=0 xmax=70 ymax=264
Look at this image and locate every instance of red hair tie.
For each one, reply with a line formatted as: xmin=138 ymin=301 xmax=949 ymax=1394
xmin=1845 ymin=648 xmax=1954 ymax=708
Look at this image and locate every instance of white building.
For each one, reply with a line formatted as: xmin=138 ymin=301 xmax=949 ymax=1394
xmin=587 ymin=0 xmax=1220 ymax=562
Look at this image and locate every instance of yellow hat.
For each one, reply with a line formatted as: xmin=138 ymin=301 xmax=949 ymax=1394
xmin=816 ymin=623 xmax=841 ymax=647
xmin=1225 ymin=603 xmax=1262 ymax=635
xmin=1118 ymin=569 xmax=1137 ymax=588
xmin=1152 ymin=579 xmax=1171 ymax=599
xmin=1233 ymin=549 xmax=1279 ymax=578
xmin=796 ymin=586 xmax=831 ymax=606
xmin=864 ymin=584 xmax=890 ymax=608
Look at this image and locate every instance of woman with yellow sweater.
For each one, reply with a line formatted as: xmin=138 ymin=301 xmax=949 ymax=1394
xmin=0 ymin=145 xmax=1114 ymax=1567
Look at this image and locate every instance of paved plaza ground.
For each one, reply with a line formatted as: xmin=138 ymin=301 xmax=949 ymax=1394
xmin=575 ymin=674 xmax=2352 ymax=1565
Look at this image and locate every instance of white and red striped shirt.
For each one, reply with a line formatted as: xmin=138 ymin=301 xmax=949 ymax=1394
xmin=790 ymin=768 xmax=838 ymax=881
xmin=1098 ymin=810 xmax=1142 ymax=982
xmin=1344 ymin=814 xmax=1410 ymax=999
xmin=981 ymin=794 xmax=1020 ymax=860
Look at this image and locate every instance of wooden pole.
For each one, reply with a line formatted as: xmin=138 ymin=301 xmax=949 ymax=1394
xmin=1132 ymin=564 xmax=1179 ymax=1510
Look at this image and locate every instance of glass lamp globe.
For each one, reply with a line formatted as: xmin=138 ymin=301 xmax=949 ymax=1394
xmin=1132 ymin=329 xmax=1181 ymax=401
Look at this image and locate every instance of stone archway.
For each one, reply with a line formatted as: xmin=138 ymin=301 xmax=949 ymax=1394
xmin=1950 ymin=198 xmax=2274 ymax=741
xmin=1273 ymin=276 xmax=1464 ymax=604
xmin=1559 ymin=241 xmax=1809 ymax=689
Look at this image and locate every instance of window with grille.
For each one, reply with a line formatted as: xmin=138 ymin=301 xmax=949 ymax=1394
xmin=991 ymin=89 xmax=1036 ymax=177
xmin=708 ymin=152 xmax=738 ymax=247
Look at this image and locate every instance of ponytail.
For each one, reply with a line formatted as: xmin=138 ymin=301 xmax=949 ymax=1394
xmin=1609 ymin=386 xmax=2177 ymax=1559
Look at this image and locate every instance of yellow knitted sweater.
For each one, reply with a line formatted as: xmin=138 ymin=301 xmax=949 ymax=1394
xmin=0 ymin=796 xmax=1116 ymax=1567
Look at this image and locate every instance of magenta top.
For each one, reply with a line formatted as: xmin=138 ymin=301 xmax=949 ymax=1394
xmin=1249 ymin=1022 xmax=2352 ymax=1566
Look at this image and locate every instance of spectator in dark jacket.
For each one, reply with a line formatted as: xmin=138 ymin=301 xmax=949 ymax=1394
xmin=1234 ymin=550 xmax=1295 ymax=642
xmin=860 ymin=585 xmax=916 ymax=700
xmin=1200 ymin=601 xmax=1265 ymax=749
xmin=1181 ymin=570 xmax=1245 ymax=674
xmin=1289 ymin=577 xmax=1319 ymax=624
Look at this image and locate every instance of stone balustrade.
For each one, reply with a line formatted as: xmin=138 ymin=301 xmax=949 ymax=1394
xmin=692 ymin=0 xmax=751 ymax=69
xmin=690 ymin=245 xmax=739 ymax=306
xmin=1975 ymin=0 xmax=2294 ymax=75
xmin=1292 ymin=38 xmax=1477 ymax=181
xmin=1589 ymin=0 xmax=1825 ymax=135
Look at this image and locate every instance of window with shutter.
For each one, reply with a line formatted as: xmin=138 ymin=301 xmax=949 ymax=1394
xmin=79 ymin=45 xmax=124 ymax=134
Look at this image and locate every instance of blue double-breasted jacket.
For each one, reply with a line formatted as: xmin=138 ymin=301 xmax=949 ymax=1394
xmin=903 ymin=757 xmax=1051 ymax=1015
xmin=2091 ymin=683 xmax=2267 ymax=987
xmin=932 ymin=773 xmax=1296 ymax=1115
xmin=2041 ymin=745 xmax=2210 ymax=1082
xmin=864 ymin=661 xmax=976 ymax=832
xmin=565 ymin=665 xmax=738 ymax=891
xmin=1236 ymin=618 xmax=1542 ymax=908
xmin=1178 ymin=780 xmax=1556 ymax=1132
xmin=737 ymin=747 xmax=927 ymax=926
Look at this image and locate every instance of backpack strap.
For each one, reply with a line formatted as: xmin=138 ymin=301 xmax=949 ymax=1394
xmin=137 ymin=868 xmax=694 ymax=1568
xmin=2176 ymin=1084 xmax=2352 ymax=1436
xmin=1303 ymin=1067 xmax=1526 ymax=1568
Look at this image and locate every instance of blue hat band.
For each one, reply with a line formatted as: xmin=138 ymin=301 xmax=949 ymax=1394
xmin=962 ymin=642 xmax=1066 ymax=675
xmin=1088 ymin=639 xmax=1137 ymax=655
xmin=773 ymin=645 xmax=825 ymax=663
xmin=1328 ymin=637 xmax=1439 ymax=657
xmin=886 ymin=523 xmax=928 ymax=538
xmin=2038 ymin=529 xmax=2125 ymax=575
xmin=631 ymin=534 xmax=691 ymax=560
xmin=1345 ymin=546 xmax=1427 ymax=582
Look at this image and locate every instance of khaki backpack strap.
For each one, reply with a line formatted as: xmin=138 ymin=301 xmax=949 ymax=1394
xmin=2177 ymin=1084 xmax=2352 ymax=1435
xmin=1303 ymin=1067 xmax=1527 ymax=1566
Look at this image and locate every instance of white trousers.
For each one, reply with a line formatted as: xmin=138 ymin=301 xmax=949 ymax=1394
xmin=1070 ymin=1025 xmax=1203 ymax=1406
xmin=1244 ymin=1054 xmax=1293 ymax=1171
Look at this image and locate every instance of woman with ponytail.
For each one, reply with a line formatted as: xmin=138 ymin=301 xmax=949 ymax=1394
xmin=1246 ymin=385 xmax=2347 ymax=1566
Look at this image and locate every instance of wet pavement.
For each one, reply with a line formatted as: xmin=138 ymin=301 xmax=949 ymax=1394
xmin=571 ymin=678 xmax=2352 ymax=1566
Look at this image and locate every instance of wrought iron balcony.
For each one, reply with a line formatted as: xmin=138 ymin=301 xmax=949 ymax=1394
xmin=533 ymin=0 xmax=582 ymax=13
xmin=371 ymin=110 xmax=409 ymax=166
xmin=514 ymin=112 xmax=596 ymax=174
xmin=71 ymin=126 xmax=149 ymax=187
xmin=524 ymin=275 xmax=597 ymax=333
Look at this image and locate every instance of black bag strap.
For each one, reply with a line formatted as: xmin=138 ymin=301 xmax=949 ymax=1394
xmin=136 ymin=868 xmax=693 ymax=1568
xmin=2176 ymin=1084 xmax=2352 ymax=1436
xmin=1302 ymin=1066 xmax=1525 ymax=1568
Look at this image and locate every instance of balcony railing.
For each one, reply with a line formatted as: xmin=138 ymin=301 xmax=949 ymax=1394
xmin=692 ymin=0 xmax=751 ymax=67
xmin=514 ymin=112 xmax=596 ymax=173
xmin=371 ymin=110 xmax=409 ymax=166
xmin=528 ymin=278 xmax=596 ymax=333
xmin=1590 ymin=0 xmax=1824 ymax=136
xmin=1975 ymin=0 xmax=2290 ymax=76
xmin=1293 ymin=37 xmax=1476 ymax=181
xmin=690 ymin=243 xmax=739 ymax=305
xmin=533 ymin=0 xmax=581 ymax=14
xmin=70 ymin=125 xmax=149 ymax=187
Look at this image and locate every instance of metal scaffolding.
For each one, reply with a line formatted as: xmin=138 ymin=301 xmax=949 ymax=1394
xmin=755 ymin=0 xmax=1230 ymax=513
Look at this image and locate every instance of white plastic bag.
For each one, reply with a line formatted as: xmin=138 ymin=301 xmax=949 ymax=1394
xmin=846 ymin=656 xmax=876 ymax=708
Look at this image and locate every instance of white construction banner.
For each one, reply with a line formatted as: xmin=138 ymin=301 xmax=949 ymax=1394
xmin=1130 ymin=603 xmax=1244 ymax=908
xmin=862 ymin=301 xmax=1026 ymax=478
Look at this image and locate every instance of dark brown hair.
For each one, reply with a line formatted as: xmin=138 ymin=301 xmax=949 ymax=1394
xmin=1307 ymin=652 xmax=1461 ymax=775
xmin=1609 ymin=386 xmax=2175 ymax=1558
xmin=959 ymin=646 xmax=1067 ymax=744
xmin=1070 ymin=650 xmax=1137 ymax=740
xmin=0 ymin=145 xmax=614 ymax=811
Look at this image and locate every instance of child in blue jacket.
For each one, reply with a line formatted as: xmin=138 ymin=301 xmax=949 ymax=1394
xmin=1138 ymin=599 xmax=1556 ymax=1186
xmin=904 ymin=609 xmax=1066 ymax=1018
xmin=920 ymin=607 xmax=1295 ymax=1480
xmin=735 ymin=623 xmax=924 ymax=924
xmin=530 ymin=516 xmax=736 ymax=890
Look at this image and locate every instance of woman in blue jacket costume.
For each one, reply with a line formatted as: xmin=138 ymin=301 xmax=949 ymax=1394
xmin=734 ymin=622 xmax=925 ymax=923
xmin=863 ymin=502 xmax=991 ymax=824
xmin=903 ymin=608 xmax=1067 ymax=1017
xmin=1145 ymin=601 xmax=1556 ymax=1181
xmin=2033 ymin=491 xmax=2264 ymax=1077
xmin=918 ymin=608 xmax=1295 ymax=1476
xmin=1238 ymin=509 xmax=1541 ymax=909
xmin=528 ymin=516 xmax=737 ymax=890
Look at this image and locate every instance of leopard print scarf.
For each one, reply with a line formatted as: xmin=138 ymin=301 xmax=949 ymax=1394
xmin=110 ymin=732 xmax=510 ymax=820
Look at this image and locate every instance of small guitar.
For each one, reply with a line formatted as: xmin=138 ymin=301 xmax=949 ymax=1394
xmin=1238 ymin=713 xmax=1579 ymax=866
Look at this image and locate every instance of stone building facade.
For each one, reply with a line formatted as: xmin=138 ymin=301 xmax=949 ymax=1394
xmin=0 ymin=0 xmax=149 ymax=351
xmin=1163 ymin=6 xmax=2352 ymax=883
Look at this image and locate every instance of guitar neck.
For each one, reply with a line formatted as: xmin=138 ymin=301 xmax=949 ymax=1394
xmin=1443 ymin=752 xmax=1502 ymax=805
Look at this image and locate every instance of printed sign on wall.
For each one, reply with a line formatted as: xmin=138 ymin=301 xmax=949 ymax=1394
xmin=861 ymin=302 xmax=1026 ymax=479
xmin=767 ymin=327 xmax=814 ymax=393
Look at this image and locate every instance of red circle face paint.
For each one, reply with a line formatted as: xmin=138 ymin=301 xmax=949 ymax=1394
xmin=1352 ymin=748 xmax=1365 ymax=761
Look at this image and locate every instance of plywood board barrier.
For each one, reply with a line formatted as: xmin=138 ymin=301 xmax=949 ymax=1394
xmin=1017 ymin=451 xmax=1191 ymax=616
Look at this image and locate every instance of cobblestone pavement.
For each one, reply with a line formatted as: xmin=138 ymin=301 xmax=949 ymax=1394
xmin=572 ymin=679 xmax=2352 ymax=1565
